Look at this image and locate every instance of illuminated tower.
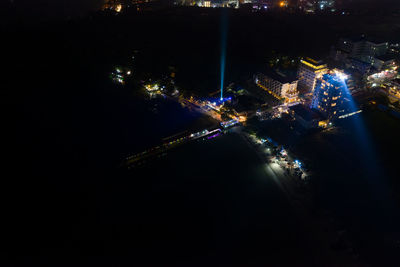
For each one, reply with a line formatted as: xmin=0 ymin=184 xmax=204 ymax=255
xmin=297 ymin=58 xmax=328 ymax=94
xmin=311 ymin=72 xmax=348 ymax=119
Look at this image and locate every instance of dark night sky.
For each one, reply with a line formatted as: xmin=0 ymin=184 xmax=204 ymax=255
xmin=11 ymin=0 xmax=106 ymax=18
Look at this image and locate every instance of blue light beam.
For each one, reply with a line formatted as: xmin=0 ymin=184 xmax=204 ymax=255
xmin=220 ymin=10 xmax=228 ymax=101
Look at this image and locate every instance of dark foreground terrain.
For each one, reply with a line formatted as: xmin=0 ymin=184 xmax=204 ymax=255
xmin=2 ymin=7 xmax=400 ymax=266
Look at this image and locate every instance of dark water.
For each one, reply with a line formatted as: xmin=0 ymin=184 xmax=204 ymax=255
xmin=6 ymin=88 xmax=400 ymax=265
xmin=252 ymin=110 xmax=400 ymax=265
xmin=101 ymin=133 xmax=315 ymax=265
xmin=90 ymin=96 xmax=317 ymax=264
xmin=122 ymin=97 xmax=218 ymax=151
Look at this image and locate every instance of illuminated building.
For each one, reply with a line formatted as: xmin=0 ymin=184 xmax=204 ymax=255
xmin=196 ymin=0 xmax=238 ymax=7
xmin=317 ymin=0 xmax=335 ymax=10
xmin=346 ymin=57 xmax=372 ymax=74
xmin=367 ymin=68 xmax=398 ymax=88
xmin=255 ymin=70 xmax=299 ymax=103
xmin=297 ymin=58 xmax=328 ymax=94
xmin=338 ymin=37 xmax=388 ymax=59
xmin=249 ymin=0 xmax=273 ymax=10
xmin=392 ymin=79 xmax=400 ymax=89
xmin=388 ymin=43 xmax=400 ymax=57
xmin=333 ymin=37 xmax=390 ymax=67
xmin=103 ymin=0 xmax=161 ymax=11
xmin=387 ymin=79 xmax=400 ymax=101
xmin=332 ymin=68 xmax=356 ymax=93
xmin=311 ymin=72 xmax=348 ymax=119
xmin=103 ymin=0 xmax=123 ymax=12
xmin=371 ymin=55 xmax=396 ymax=71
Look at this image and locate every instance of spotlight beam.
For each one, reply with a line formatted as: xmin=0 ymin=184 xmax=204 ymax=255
xmin=220 ymin=10 xmax=228 ymax=101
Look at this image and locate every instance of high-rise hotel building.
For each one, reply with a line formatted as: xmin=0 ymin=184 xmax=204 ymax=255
xmin=297 ymin=58 xmax=328 ymax=94
xmin=311 ymin=72 xmax=348 ymax=119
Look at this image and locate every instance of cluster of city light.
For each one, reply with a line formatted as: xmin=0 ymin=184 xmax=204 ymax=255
xmin=127 ymin=127 xmax=224 ymax=167
xmin=237 ymin=115 xmax=247 ymax=122
xmin=248 ymin=133 xmax=308 ymax=180
xmin=206 ymin=97 xmax=232 ymax=111
xmin=220 ymin=118 xmax=239 ymax=128
xmin=388 ymin=85 xmax=400 ymax=98
xmin=196 ymin=0 xmax=239 ymax=9
xmin=102 ymin=2 xmax=122 ymax=13
xmin=338 ymin=110 xmax=362 ymax=119
xmin=333 ymin=70 xmax=349 ymax=81
xmin=190 ymin=128 xmax=221 ymax=139
xmin=279 ymin=1 xmax=288 ymax=7
xmin=111 ymin=67 xmax=132 ymax=84
xmin=294 ymin=159 xmax=302 ymax=169
xmin=367 ymin=69 xmax=398 ymax=88
xmin=145 ymin=84 xmax=161 ymax=92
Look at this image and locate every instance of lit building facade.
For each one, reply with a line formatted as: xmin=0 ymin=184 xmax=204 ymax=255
xmin=387 ymin=79 xmax=400 ymax=101
xmin=311 ymin=72 xmax=348 ymax=119
xmin=332 ymin=68 xmax=356 ymax=93
xmin=334 ymin=37 xmax=389 ymax=66
xmin=103 ymin=0 xmax=123 ymax=12
xmin=203 ymin=0 xmax=211 ymax=6
xmin=255 ymin=71 xmax=299 ymax=103
xmin=297 ymin=58 xmax=328 ymax=94
xmin=338 ymin=38 xmax=388 ymax=59
xmin=196 ymin=0 xmax=239 ymax=7
xmin=371 ymin=55 xmax=396 ymax=71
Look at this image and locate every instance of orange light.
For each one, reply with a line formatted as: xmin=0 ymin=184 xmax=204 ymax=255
xmin=318 ymin=121 xmax=328 ymax=128
xmin=300 ymin=60 xmax=327 ymax=70
xmin=115 ymin=4 xmax=122 ymax=12
xmin=239 ymin=116 xmax=247 ymax=122
xmin=279 ymin=1 xmax=287 ymax=7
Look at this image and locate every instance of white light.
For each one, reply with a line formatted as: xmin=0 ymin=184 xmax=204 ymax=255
xmin=335 ymin=72 xmax=348 ymax=81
